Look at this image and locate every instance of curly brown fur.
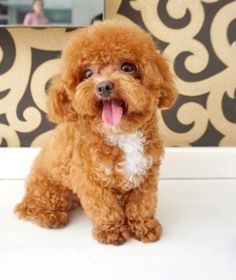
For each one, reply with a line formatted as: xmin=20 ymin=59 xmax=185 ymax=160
xmin=15 ymin=20 xmax=178 ymax=245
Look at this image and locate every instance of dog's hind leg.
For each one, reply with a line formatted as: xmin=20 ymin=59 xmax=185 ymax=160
xmin=15 ymin=171 xmax=74 ymax=228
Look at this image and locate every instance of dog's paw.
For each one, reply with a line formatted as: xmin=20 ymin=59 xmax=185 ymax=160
xmin=93 ymin=223 xmax=130 ymax=245
xmin=15 ymin=202 xmax=69 ymax=228
xmin=37 ymin=210 xmax=69 ymax=228
xmin=128 ymin=218 xmax=162 ymax=243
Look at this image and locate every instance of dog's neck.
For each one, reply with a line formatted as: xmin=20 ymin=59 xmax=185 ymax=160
xmin=75 ymin=112 xmax=159 ymax=142
xmin=73 ymin=113 xmax=162 ymax=189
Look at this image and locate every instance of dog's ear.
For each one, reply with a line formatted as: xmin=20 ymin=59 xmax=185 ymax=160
xmin=47 ymin=74 xmax=77 ymax=123
xmin=155 ymin=53 xmax=178 ymax=109
xmin=144 ymin=52 xmax=178 ymax=109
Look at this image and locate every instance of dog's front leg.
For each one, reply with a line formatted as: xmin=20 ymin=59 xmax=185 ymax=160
xmin=77 ymin=183 xmax=130 ymax=245
xmin=124 ymin=173 xmax=162 ymax=242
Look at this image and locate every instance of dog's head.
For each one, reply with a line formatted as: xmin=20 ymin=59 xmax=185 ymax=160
xmin=48 ymin=21 xmax=178 ymax=133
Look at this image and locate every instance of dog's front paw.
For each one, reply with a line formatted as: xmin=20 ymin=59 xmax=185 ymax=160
xmin=128 ymin=218 xmax=162 ymax=243
xmin=93 ymin=223 xmax=130 ymax=245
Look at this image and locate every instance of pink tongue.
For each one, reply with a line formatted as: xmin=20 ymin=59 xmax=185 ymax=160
xmin=102 ymin=100 xmax=123 ymax=126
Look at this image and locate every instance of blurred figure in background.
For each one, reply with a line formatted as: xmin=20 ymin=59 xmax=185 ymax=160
xmin=23 ymin=0 xmax=49 ymax=26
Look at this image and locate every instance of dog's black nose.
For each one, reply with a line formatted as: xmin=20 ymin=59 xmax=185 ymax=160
xmin=96 ymin=81 xmax=114 ymax=97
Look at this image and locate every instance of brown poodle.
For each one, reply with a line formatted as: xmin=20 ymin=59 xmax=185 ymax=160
xmin=15 ymin=20 xmax=178 ymax=245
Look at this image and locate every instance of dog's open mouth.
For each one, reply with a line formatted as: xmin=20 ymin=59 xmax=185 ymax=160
xmin=99 ymin=99 xmax=126 ymax=126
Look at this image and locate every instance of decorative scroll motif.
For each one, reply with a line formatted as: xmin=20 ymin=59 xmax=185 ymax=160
xmin=106 ymin=0 xmax=236 ymax=146
xmin=0 ymin=0 xmax=236 ymax=146
xmin=0 ymin=28 xmax=76 ymax=147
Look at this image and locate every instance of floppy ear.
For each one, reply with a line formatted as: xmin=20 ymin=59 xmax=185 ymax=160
xmin=47 ymin=74 xmax=77 ymax=123
xmin=147 ymin=52 xmax=178 ymax=109
xmin=156 ymin=54 xmax=178 ymax=109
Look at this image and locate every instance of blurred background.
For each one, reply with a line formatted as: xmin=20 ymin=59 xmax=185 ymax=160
xmin=0 ymin=0 xmax=103 ymax=25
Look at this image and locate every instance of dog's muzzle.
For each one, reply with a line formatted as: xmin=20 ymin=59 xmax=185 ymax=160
xmin=96 ymin=81 xmax=114 ymax=98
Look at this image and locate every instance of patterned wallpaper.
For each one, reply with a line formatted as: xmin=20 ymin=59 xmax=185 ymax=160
xmin=0 ymin=0 xmax=236 ymax=147
xmin=0 ymin=28 xmax=76 ymax=147
xmin=106 ymin=0 xmax=236 ymax=146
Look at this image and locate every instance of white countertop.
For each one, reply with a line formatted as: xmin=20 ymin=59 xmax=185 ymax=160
xmin=0 ymin=179 xmax=236 ymax=280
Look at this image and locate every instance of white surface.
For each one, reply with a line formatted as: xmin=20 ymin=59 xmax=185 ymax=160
xmin=0 ymin=179 xmax=236 ymax=280
xmin=1 ymin=147 xmax=236 ymax=179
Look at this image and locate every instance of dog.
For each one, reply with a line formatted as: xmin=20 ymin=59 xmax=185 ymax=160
xmin=15 ymin=20 xmax=178 ymax=245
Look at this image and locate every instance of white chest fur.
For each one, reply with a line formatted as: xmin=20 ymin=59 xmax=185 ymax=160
xmin=107 ymin=131 xmax=152 ymax=188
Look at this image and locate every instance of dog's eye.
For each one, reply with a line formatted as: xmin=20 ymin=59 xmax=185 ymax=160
xmin=121 ymin=62 xmax=136 ymax=73
xmin=82 ymin=69 xmax=94 ymax=80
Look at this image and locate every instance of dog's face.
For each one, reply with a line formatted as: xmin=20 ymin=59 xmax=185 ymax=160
xmin=48 ymin=21 xmax=177 ymax=133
